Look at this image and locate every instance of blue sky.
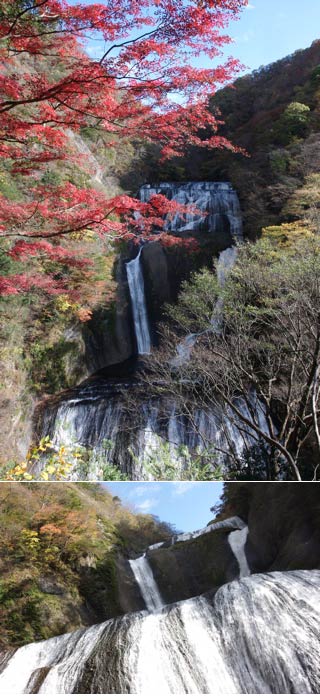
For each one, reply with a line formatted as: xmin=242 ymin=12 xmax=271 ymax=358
xmin=105 ymin=482 xmax=224 ymax=533
xmin=225 ymin=0 xmax=320 ymax=75
xmin=82 ymin=1 xmax=320 ymax=77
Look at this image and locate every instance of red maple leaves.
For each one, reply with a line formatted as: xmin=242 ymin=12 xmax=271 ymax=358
xmin=0 ymin=0 xmax=247 ymax=295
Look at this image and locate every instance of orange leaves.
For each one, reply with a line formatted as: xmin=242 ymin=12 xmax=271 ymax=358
xmin=39 ymin=523 xmax=62 ymax=537
xmin=77 ymin=306 xmax=93 ymax=322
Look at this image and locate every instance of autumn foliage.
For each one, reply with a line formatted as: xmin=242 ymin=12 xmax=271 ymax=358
xmin=0 ymin=0 xmax=246 ymax=295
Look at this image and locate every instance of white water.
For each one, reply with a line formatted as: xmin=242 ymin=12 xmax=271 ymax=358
xmin=126 ymin=248 xmax=151 ymax=355
xmin=0 ymin=622 xmax=108 ymax=694
xmin=127 ymin=182 xmax=241 ymax=359
xmin=129 ymin=554 xmax=164 ymax=612
xmin=1 ymin=571 xmax=319 ymax=694
xmin=38 ymin=179 xmax=273 ymax=479
xmin=171 ymin=332 xmax=199 ymax=366
xmin=228 ymin=526 xmax=251 ymax=578
xmin=40 ymin=386 xmax=270 ymax=480
xmin=166 ymin=516 xmax=247 ymax=547
xmin=216 ymin=245 xmax=238 ymax=286
xmin=139 ymin=181 xmax=243 ymax=238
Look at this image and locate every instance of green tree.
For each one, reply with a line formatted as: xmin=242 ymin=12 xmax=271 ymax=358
xmin=275 ymin=101 xmax=310 ymax=144
xmin=150 ymin=234 xmax=320 ymax=481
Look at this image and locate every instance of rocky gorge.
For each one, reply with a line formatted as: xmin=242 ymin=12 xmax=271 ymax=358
xmin=1 ymin=38 xmax=320 ymax=479
xmin=32 ymin=181 xmax=258 ymax=480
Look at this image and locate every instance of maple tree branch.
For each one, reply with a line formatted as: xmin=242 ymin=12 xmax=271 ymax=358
xmin=99 ymin=26 xmax=162 ymax=64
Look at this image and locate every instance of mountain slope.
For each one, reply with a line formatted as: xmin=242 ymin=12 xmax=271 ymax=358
xmin=0 ymin=483 xmax=174 ymax=649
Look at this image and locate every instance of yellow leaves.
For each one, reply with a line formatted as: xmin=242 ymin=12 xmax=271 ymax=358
xmin=261 ymin=221 xmax=314 ymax=255
xmin=3 ymin=463 xmax=34 ymax=481
xmin=21 ymin=529 xmax=38 ymax=539
xmin=55 ymin=294 xmax=78 ymax=315
xmin=46 ymin=465 xmax=56 ymax=475
xmin=55 ymin=295 xmax=93 ymax=323
xmin=20 ymin=529 xmax=40 ymax=554
xmin=1 ymin=436 xmax=82 ymax=481
xmin=70 ymin=228 xmax=95 ymax=241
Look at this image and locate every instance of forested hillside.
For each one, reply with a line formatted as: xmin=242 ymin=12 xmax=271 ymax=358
xmin=157 ymin=40 xmax=320 ymax=239
xmin=143 ymin=41 xmax=320 ymax=480
xmin=0 ymin=483 xmax=174 ymax=649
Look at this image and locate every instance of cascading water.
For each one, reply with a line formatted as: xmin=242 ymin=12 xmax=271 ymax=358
xmin=36 ymin=180 xmax=271 ymax=479
xmin=169 ymin=516 xmax=247 ymax=546
xmin=126 ymin=182 xmax=241 ymax=356
xmin=125 ymin=248 xmax=151 ymax=355
xmin=1 ymin=570 xmax=319 ymax=694
xmin=129 ymin=555 xmax=164 ymax=612
xmin=139 ymin=181 xmax=243 ymax=238
xmin=39 ymin=381 xmax=268 ymax=479
xmin=228 ymin=526 xmax=250 ymax=578
xmin=148 ymin=516 xmax=247 ymax=550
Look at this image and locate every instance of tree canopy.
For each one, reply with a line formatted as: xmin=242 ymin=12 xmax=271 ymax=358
xmin=149 ymin=225 xmax=320 ymax=481
xmin=0 ymin=0 xmax=246 ymax=295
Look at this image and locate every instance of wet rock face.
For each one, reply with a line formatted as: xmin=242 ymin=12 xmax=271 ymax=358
xmin=148 ymin=530 xmax=238 ymax=605
xmin=115 ymin=555 xmax=146 ymax=614
xmin=80 ymin=182 xmax=239 ymax=370
xmin=224 ymin=483 xmax=320 ymax=574
xmin=139 ymin=182 xmax=243 ymax=238
xmin=83 ymin=258 xmax=135 ymax=372
xmin=133 ymin=485 xmax=320 ymax=607
xmin=80 ymin=231 xmax=233 ymax=370
xmin=141 ymin=242 xmax=171 ymax=326
xmin=248 ymin=486 xmax=320 ymax=573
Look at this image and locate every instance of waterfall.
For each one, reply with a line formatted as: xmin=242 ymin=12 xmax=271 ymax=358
xmin=216 ymin=245 xmax=238 ymax=286
xmin=171 ymin=332 xmax=199 ymax=367
xmin=39 ymin=381 xmax=270 ymax=480
xmin=228 ymin=526 xmax=251 ymax=578
xmin=125 ymin=248 xmax=151 ymax=355
xmin=1 ymin=571 xmax=319 ymax=694
xmin=132 ymin=517 xmax=249 ymax=608
xmin=37 ymin=181 xmax=274 ymax=480
xmin=127 ymin=181 xmax=241 ymax=356
xmin=139 ymin=181 xmax=243 ymax=238
xmin=129 ymin=555 xmax=164 ymax=612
